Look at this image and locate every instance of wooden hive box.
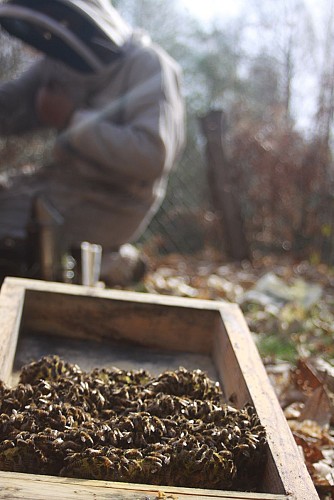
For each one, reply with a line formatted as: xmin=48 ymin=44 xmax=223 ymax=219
xmin=0 ymin=277 xmax=319 ymax=500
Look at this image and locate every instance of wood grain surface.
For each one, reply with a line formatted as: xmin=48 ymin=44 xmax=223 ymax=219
xmin=0 ymin=277 xmax=320 ymax=499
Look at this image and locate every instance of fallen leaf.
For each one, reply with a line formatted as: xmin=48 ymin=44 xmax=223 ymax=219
xmin=292 ymin=358 xmax=324 ymax=394
xmin=299 ymin=385 xmax=333 ymax=427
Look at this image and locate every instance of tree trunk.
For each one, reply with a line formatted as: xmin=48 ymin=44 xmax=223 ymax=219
xmin=200 ymin=110 xmax=250 ymax=261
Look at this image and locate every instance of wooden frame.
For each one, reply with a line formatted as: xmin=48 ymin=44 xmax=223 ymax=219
xmin=0 ymin=277 xmax=319 ymax=500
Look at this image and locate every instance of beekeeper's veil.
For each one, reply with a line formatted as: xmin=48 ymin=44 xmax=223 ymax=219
xmin=0 ymin=0 xmax=132 ymax=72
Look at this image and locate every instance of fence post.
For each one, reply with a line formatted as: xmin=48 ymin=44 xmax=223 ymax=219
xmin=200 ymin=110 xmax=250 ymax=261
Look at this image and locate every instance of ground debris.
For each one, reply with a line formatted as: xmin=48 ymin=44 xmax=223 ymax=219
xmin=133 ymin=252 xmax=334 ymax=497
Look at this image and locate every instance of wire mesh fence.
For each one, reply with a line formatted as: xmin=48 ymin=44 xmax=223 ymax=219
xmin=140 ymin=112 xmax=334 ymax=267
xmin=1 ymin=108 xmax=334 ymax=267
xmin=139 ymin=137 xmax=217 ymax=255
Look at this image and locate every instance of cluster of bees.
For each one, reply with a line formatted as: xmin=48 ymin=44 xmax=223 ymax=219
xmin=0 ymin=355 xmax=267 ymax=491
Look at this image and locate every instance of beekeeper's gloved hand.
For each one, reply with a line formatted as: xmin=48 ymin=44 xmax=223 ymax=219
xmin=35 ymin=84 xmax=75 ymax=130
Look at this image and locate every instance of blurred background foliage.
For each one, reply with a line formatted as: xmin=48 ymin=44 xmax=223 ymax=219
xmin=1 ymin=0 xmax=334 ymax=264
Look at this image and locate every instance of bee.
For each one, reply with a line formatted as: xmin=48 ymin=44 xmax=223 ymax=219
xmin=0 ymin=357 xmax=267 ymax=491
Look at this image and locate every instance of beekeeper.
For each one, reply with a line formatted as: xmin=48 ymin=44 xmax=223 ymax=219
xmin=0 ymin=0 xmax=185 ymax=284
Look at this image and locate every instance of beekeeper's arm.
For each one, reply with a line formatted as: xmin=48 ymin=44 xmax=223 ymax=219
xmin=57 ymin=47 xmax=185 ymax=183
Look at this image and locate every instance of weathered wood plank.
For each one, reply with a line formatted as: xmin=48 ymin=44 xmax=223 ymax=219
xmin=214 ymin=306 xmax=319 ymax=499
xmin=0 ymin=471 xmax=288 ymax=500
xmin=0 ymin=279 xmax=25 ymax=382
xmin=19 ymin=279 xmax=223 ymax=354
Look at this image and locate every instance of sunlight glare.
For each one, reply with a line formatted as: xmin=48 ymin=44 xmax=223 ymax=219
xmin=181 ymin=0 xmax=245 ymax=22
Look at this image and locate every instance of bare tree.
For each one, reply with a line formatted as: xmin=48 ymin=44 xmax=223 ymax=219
xmin=315 ymin=0 xmax=334 ymax=150
xmin=245 ymin=0 xmax=315 ymax=123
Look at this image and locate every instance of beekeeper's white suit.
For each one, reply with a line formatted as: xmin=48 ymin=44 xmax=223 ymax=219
xmin=0 ymin=0 xmax=185 ymax=268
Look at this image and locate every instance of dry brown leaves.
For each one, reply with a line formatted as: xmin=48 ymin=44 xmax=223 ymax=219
xmin=130 ymin=250 xmax=334 ymax=497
